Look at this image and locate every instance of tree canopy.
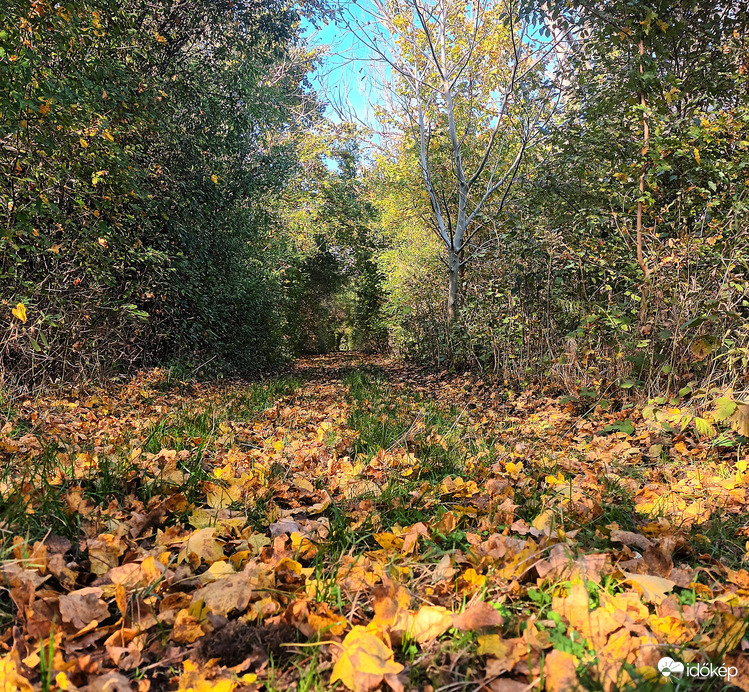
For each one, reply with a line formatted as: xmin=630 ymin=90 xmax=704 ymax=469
xmin=1 ymin=0 xmax=747 ymax=397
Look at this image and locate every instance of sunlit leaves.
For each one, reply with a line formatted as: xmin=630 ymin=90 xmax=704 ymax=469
xmin=330 ymin=626 xmax=404 ymax=692
xmin=1 ymin=357 xmax=749 ymax=690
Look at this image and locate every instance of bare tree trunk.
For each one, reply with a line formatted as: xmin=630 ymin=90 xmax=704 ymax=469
xmin=447 ymin=247 xmax=460 ymax=329
xmin=342 ymin=0 xmax=560 ymax=341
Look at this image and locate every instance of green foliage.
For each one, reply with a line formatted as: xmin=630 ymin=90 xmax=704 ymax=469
xmin=1 ymin=0 xmax=321 ymax=384
xmin=371 ymin=0 xmax=749 ymax=394
xmin=281 ymin=125 xmax=388 ymax=353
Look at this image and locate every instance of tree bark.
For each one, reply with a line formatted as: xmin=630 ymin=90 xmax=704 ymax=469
xmin=636 ymin=40 xmax=651 ymax=323
xmin=447 ymin=247 xmax=460 ymax=329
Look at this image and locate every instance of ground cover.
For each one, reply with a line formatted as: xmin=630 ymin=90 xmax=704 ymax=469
xmin=1 ymin=354 xmax=748 ymax=691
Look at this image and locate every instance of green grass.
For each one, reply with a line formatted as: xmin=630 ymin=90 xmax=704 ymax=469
xmin=688 ymin=514 xmax=747 ymax=571
xmin=0 ymin=375 xmax=300 ymax=551
xmin=228 ymin=376 xmax=302 ymax=421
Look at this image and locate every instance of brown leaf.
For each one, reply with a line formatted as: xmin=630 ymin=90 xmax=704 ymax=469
xmin=401 ymin=522 xmax=429 ymax=554
xmin=453 ymin=601 xmax=504 ymax=631
xmin=193 ymin=571 xmax=254 ymax=616
xmin=59 ymin=587 xmax=110 ymax=629
xmin=610 ymin=530 xmax=652 ymax=551
xmin=86 ymin=534 xmax=126 ymax=576
xmin=488 ymin=678 xmax=530 ymax=692
xmin=171 ymin=608 xmax=204 ymax=644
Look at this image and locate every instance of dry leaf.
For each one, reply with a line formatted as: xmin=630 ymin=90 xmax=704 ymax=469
xmin=453 ymin=601 xmax=504 ymax=631
xmin=59 ymin=587 xmax=110 ymax=629
xmin=544 ymin=649 xmax=578 ymax=692
xmin=621 ymin=571 xmax=675 ymax=604
xmin=407 ymin=605 xmax=454 ymax=643
xmin=331 ymin=626 xmax=404 ymax=692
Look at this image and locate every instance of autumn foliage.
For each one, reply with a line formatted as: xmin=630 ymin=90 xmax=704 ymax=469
xmin=1 ymin=355 xmax=748 ymax=690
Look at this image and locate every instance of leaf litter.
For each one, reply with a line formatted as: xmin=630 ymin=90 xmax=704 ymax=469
xmin=1 ymin=354 xmax=748 ymax=691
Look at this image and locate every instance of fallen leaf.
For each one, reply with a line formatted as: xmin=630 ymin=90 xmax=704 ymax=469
xmin=59 ymin=587 xmax=110 ymax=629
xmin=544 ymin=649 xmax=578 ymax=691
xmin=621 ymin=571 xmax=675 ymax=604
xmin=453 ymin=601 xmax=504 ymax=631
xmin=331 ymin=626 xmax=404 ymax=692
xmin=407 ymin=605 xmax=454 ymax=643
xmin=194 ymin=571 xmax=255 ymax=616
xmin=0 ymin=654 xmax=34 ymax=691
xmin=178 ymin=527 xmax=225 ymax=566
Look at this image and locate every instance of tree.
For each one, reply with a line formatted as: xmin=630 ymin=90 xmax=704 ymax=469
xmin=340 ymin=0 xmax=561 ymax=329
xmin=540 ymin=0 xmax=749 ymax=322
xmin=1 ymin=0 xmax=324 ymax=383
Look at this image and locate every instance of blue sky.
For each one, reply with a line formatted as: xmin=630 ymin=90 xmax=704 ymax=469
xmin=301 ymin=14 xmax=381 ymax=127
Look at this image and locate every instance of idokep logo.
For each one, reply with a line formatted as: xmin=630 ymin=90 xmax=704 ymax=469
xmin=657 ymin=656 xmax=738 ymax=681
xmin=657 ymin=657 xmax=684 ymax=677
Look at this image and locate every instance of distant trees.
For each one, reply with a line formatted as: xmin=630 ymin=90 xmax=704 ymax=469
xmin=281 ymin=124 xmax=388 ymax=353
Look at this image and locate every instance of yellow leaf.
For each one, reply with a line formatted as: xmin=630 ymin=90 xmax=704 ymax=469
xmin=0 ymin=655 xmax=34 ymax=691
xmin=56 ymin=671 xmax=77 ymax=691
xmin=171 ymin=609 xmax=204 ymax=644
xmin=621 ymin=571 xmax=675 ymax=604
xmin=80 ymin=138 xmax=89 ymax=148
xmin=275 ymin=557 xmax=302 ymax=574
xmin=102 ymin=130 xmax=115 ymax=142
xmin=12 ymin=303 xmax=27 ymax=323
xmin=308 ymin=602 xmax=347 ymax=635
xmin=140 ymin=555 xmax=165 ymax=586
xmin=694 ymin=148 xmax=700 ymax=164
xmin=293 ymin=475 xmax=315 ymax=492
xmin=531 ymin=508 xmax=555 ymax=534
xmin=704 ymin=613 xmax=748 ymax=653
xmin=211 ymin=175 xmax=219 ymax=184
xmin=477 ymin=634 xmax=509 ymax=657
xmin=649 ymin=615 xmax=693 ymax=644
xmin=177 ymin=662 xmax=237 ymax=692
xmin=505 ymin=461 xmax=523 ymax=477
xmin=178 ymin=527 xmax=225 ymax=566
xmin=458 ymin=567 xmax=485 ymax=592
xmin=373 ymin=532 xmax=404 ymax=551
xmin=330 ymin=626 xmax=404 ymax=692
xmin=291 ymin=531 xmax=317 ymax=559
xmin=407 ymin=605 xmax=453 ymax=644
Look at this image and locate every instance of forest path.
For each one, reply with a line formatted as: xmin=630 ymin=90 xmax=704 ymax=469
xmin=1 ymin=354 xmax=748 ymax=690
